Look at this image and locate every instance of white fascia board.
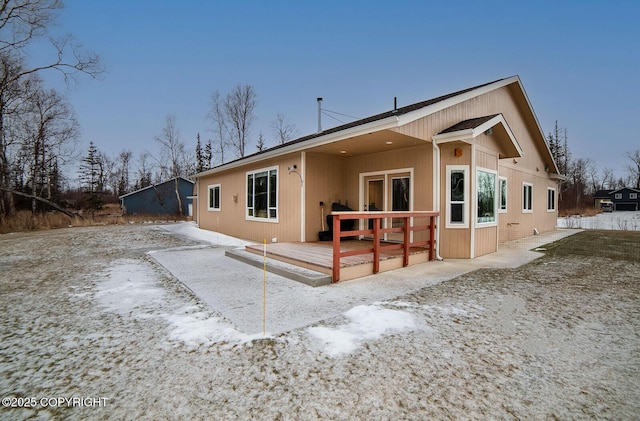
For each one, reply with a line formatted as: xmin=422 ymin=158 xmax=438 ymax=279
xmin=473 ymin=115 xmax=524 ymax=157
xmin=396 ymin=76 xmax=520 ymax=127
xmin=192 ymin=116 xmax=400 ymax=178
xmin=431 ymin=129 xmax=474 ymax=143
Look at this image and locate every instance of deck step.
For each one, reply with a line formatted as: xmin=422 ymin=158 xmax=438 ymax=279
xmin=225 ymin=248 xmax=332 ymax=287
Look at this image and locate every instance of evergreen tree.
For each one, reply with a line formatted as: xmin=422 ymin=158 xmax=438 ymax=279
xmin=204 ymin=138 xmax=212 ymax=170
xmin=79 ymin=141 xmax=103 ymax=210
xmin=256 ymin=132 xmax=266 ymax=152
xmin=195 ymin=132 xmax=204 ymax=173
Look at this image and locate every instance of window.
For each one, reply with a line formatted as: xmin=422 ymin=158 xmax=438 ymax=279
xmin=208 ymin=184 xmax=221 ymax=211
xmin=247 ymin=167 xmax=278 ymax=221
xmin=631 ymin=193 xmax=638 ymax=199
xmin=523 ymin=183 xmax=533 ymax=212
xmin=498 ymin=177 xmax=507 ymax=213
xmin=547 ymin=187 xmax=556 ymax=211
xmin=446 ymin=166 xmax=468 ymax=227
xmin=615 ymin=193 xmax=622 ymax=199
xmin=477 ymin=168 xmax=496 ymax=224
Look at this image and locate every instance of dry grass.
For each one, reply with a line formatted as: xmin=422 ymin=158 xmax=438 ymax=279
xmin=559 ymin=206 xmax=601 ymax=217
xmin=0 ymin=205 xmax=190 ymax=234
xmin=540 ymin=229 xmax=640 ymax=262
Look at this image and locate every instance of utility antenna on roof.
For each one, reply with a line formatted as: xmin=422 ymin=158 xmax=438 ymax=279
xmin=317 ymin=98 xmax=323 ymax=132
xmin=393 ymin=97 xmax=398 ymax=113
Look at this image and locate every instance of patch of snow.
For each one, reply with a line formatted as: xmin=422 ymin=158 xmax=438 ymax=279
xmin=307 ymin=303 xmax=417 ymax=357
xmin=157 ymin=221 xmax=253 ymax=247
xmin=94 ymin=258 xmax=260 ymax=347
xmin=94 ymin=259 xmax=166 ymax=315
xmin=557 ymin=211 xmax=640 ymax=231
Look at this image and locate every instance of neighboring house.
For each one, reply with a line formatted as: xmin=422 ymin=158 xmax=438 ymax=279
xmin=120 ymin=177 xmax=194 ymax=216
xmin=593 ymin=189 xmax=614 ymax=208
xmin=192 ymin=76 xmax=561 ymax=259
xmin=610 ymin=187 xmax=640 ymax=211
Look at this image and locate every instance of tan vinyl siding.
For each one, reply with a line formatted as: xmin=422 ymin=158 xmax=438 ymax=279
xmin=197 ymin=152 xmax=303 ymax=243
xmin=304 ymin=153 xmax=348 ymax=240
xmin=439 ymin=142 xmax=471 ymax=258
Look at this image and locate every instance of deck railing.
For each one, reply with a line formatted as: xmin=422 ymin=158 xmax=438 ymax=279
xmin=330 ymin=211 xmax=439 ymax=282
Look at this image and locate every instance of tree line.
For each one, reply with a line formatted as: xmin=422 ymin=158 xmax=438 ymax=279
xmin=0 ymin=1 xmax=300 ymax=220
xmin=79 ymin=85 xmax=299 ymax=212
xmin=546 ymin=120 xmax=640 ymax=211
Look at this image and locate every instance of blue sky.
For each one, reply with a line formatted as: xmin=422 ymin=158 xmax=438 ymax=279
xmin=38 ymin=0 xmax=639 ymax=179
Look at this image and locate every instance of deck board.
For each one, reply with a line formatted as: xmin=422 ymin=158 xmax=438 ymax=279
xmin=245 ymin=240 xmax=429 ymax=270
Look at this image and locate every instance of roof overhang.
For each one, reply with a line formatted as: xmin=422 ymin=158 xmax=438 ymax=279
xmin=192 ymin=116 xmax=401 ymax=177
xmin=431 ymin=114 xmax=524 ymax=158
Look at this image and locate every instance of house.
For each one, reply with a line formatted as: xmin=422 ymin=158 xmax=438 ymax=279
xmin=610 ymin=187 xmax=640 ymax=211
xmin=192 ymin=76 xmax=561 ymax=266
xmin=120 ymin=177 xmax=194 ymax=216
xmin=593 ymin=189 xmax=614 ymax=208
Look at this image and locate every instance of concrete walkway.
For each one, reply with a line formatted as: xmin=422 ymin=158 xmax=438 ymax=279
xmin=150 ymin=229 xmax=581 ymax=336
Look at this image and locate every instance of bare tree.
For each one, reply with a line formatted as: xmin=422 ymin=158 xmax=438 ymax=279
xmin=208 ymin=90 xmax=228 ymax=165
xmin=271 ymin=112 xmax=298 ymax=145
xmin=224 ymin=84 xmax=256 ymax=158
xmin=626 ymin=149 xmax=640 ymax=189
xmin=600 ymin=167 xmax=615 ymax=190
xmin=154 ymin=115 xmax=190 ymax=215
xmin=8 ymin=73 xmax=78 ymax=214
xmin=0 ymin=0 xmax=103 ymax=221
xmin=134 ymin=151 xmax=152 ymax=190
xmin=115 ymin=149 xmax=132 ymax=196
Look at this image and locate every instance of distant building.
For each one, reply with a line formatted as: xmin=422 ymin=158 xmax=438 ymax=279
xmin=610 ymin=187 xmax=640 ymax=211
xmin=593 ymin=189 xmax=613 ymax=208
xmin=120 ymin=177 xmax=194 ymax=216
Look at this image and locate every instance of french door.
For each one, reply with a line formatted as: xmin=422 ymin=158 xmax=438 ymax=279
xmin=363 ymin=172 xmax=411 ymax=241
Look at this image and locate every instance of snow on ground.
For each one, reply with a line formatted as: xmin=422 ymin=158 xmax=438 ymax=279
xmin=557 ymin=210 xmax=640 ymax=230
xmin=308 ymin=303 xmax=418 ymax=357
xmin=1 ymin=223 xmax=639 ymax=419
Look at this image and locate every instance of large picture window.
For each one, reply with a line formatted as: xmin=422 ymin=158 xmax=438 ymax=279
xmin=523 ymin=183 xmax=533 ymax=212
xmin=446 ymin=165 xmax=468 ymax=228
xmin=477 ymin=168 xmax=496 ymax=224
xmin=247 ymin=167 xmax=278 ymax=221
xmin=208 ymin=184 xmax=220 ymax=211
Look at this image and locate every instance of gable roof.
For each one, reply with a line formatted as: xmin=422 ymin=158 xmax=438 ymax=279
xmin=432 ymin=114 xmax=523 ymax=159
xmin=119 ymin=176 xmax=194 ymax=199
xmin=593 ymin=189 xmax=614 ymax=199
xmin=610 ymin=187 xmax=640 ymax=194
xmin=193 ymin=75 xmax=558 ymax=177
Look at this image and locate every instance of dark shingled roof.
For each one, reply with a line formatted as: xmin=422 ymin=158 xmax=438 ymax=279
xmin=203 ymin=77 xmax=509 ymax=172
xmin=438 ymin=114 xmax=500 ymax=134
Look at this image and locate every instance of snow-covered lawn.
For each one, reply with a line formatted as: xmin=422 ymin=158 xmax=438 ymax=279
xmin=557 ymin=210 xmax=640 ymax=230
xmin=1 ymin=223 xmax=638 ymax=419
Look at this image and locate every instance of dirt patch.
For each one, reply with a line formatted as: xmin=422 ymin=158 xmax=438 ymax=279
xmin=1 ymin=226 xmax=638 ymax=420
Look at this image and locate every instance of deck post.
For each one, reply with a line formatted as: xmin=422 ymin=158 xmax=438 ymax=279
xmin=429 ymin=215 xmax=436 ymax=261
xmin=403 ymin=217 xmax=410 ymax=267
xmin=332 ymin=214 xmax=341 ymax=282
xmin=373 ymin=217 xmax=380 ymax=274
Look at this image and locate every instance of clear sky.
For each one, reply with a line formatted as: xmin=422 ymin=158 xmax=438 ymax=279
xmin=38 ymin=0 xmax=639 ymax=180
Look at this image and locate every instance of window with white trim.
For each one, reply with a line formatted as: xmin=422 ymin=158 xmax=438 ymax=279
xmin=446 ymin=165 xmax=468 ymax=228
xmin=615 ymin=193 xmax=622 ymax=199
xmin=498 ymin=177 xmax=507 ymax=213
xmin=247 ymin=167 xmax=278 ymax=221
xmin=477 ymin=168 xmax=497 ymax=224
xmin=208 ymin=184 xmax=221 ymax=211
xmin=547 ymin=187 xmax=556 ymax=211
xmin=523 ymin=183 xmax=533 ymax=212
xmin=631 ymin=193 xmax=638 ymax=199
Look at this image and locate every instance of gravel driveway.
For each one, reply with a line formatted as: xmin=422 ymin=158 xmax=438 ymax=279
xmin=1 ymin=224 xmax=638 ymax=420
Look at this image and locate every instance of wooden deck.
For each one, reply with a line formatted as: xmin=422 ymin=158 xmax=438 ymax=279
xmin=245 ymin=240 xmax=431 ymax=282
